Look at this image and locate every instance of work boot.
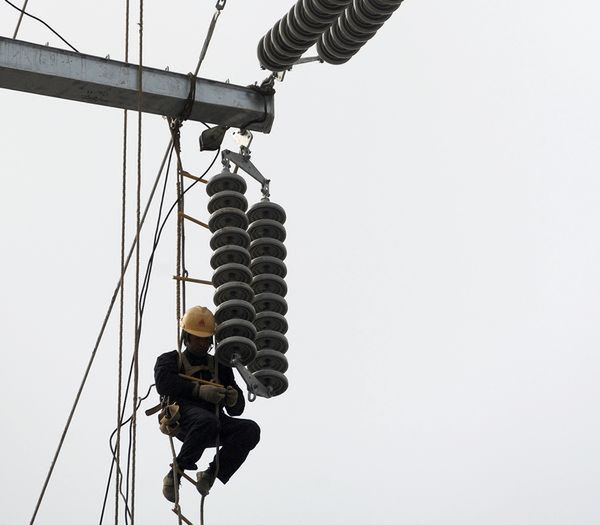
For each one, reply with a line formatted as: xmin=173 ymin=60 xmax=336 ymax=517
xmin=196 ymin=468 xmax=216 ymax=496
xmin=162 ymin=469 xmax=181 ymax=503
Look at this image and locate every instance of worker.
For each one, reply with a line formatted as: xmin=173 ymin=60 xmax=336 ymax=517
xmin=154 ymin=305 xmax=260 ymax=501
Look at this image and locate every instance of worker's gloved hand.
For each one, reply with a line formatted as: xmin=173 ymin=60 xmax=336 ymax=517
xmin=225 ymin=386 xmax=238 ymax=407
xmin=196 ymin=384 xmax=226 ymax=404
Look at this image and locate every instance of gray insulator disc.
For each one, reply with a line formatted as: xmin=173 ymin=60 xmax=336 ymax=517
xmin=210 ymin=245 xmax=252 ymax=270
xmin=216 ymin=336 xmax=257 ymax=367
xmin=249 ymin=349 xmax=289 ymax=373
xmin=208 ymin=191 xmax=249 ymax=214
xmin=214 ymin=299 xmax=256 ymax=324
xmin=208 ymin=207 xmax=249 ymax=233
xmin=253 ymin=369 xmax=288 ymax=397
xmin=247 ymin=219 xmax=286 ymax=242
xmin=251 ymin=274 xmax=288 ymax=297
xmin=212 ymin=263 xmax=253 ymax=287
xmin=249 ymin=238 xmax=287 ymax=260
xmin=213 ymin=281 xmax=255 ymax=306
xmin=206 ymin=170 xmax=247 ymax=197
xmin=215 ymin=318 xmax=257 ymax=342
xmin=257 ymin=36 xmax=289 ymax=72
xmin=253 ymin=292 xmax=288 ymax=315
xmin=247 ymin=200 xmax=287 ymax=224
xmin=210 ymin=227 xmax=251 ymax=250
xmin=254 ymin=311 xmax=288 ymax=334
xmin=255 ymin=330 xmax=289 ymax=353
xmin=250 ymin=256 xmax=287 ymax=278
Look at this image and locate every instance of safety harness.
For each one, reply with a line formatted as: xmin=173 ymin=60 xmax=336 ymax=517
xmin=146 ymin=352 xmax=221 ymax=437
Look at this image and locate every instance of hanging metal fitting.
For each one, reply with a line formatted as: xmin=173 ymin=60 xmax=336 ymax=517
xmin=215 ymin=0 xmax=227 ymax=10
xmin=221 ymin=148 xmax=270 ymax=198
xmin=234 ymin=129 xmax=253 ymax=151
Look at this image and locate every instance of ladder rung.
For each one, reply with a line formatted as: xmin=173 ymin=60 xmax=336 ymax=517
xmin=172 ymin=507 xmax=195 ymax=525
xmin=182 ymin=171 xmax=208 ymax=183
xmin=173 ymin=275 xmax=212 ymax=286
xmin=179 ymin=373 xmax=224 ymax=388
xmin=178 ymin=212 xmax=209 ymax=229
xmin=179 ymin=470 xmax=197 ymax=486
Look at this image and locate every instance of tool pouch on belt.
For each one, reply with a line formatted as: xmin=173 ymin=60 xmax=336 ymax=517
xmin=158 ymin=402 xmax=181 ymax=437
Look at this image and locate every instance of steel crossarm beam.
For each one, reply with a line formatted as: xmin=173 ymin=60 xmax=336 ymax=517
xmin=0 ymin=37 xmax=274 ymax=132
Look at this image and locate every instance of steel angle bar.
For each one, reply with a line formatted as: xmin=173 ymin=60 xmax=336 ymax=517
xmin=0 ymin=37 xmax=274 ymax=132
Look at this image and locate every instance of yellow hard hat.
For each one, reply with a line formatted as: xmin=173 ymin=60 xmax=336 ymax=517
xmin=180 ymin=306 xmax=216 ymax=337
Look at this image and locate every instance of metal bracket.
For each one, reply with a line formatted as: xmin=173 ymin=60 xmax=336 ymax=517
xmin=221 ymin=149 xmax=270 ymax=198
xmin=230 ymin=355 xmax=272 ymax=401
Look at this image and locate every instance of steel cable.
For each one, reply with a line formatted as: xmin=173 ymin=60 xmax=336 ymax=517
xmin=193 ymin=0 xmax=227 ymax=78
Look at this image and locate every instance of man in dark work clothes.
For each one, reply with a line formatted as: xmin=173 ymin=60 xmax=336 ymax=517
xmin=155 ymin=305 xmax=260 ymax=501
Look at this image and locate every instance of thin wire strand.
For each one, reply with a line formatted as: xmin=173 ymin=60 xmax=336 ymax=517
xmin=3 ymin=0 xmax=79 ymax=52
xmin=99 ymin=383 xmax=156 ymax=525
xmin=115 ymin=116 xmax=127 ymax=525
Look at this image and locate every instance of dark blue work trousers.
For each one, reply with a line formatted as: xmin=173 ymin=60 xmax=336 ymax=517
xmin=175 ymin=403 xmax=260 ymax=484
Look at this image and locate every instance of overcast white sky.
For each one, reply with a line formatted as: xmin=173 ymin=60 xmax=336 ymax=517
xmin=1 ymin=1 xmax=599 ymax=524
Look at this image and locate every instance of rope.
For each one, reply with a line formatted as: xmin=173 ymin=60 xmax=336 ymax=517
xmin=172 ymin=120 xmax=187 ymax=525
xmin=99 ymin=145 xmax=176 ymax=525
xmin=174 ymin=122 xmax=183 ymax=354
xmin=11 ymin=0 xmax=28 ymax=38
xmin=29 ymin=139 xmax=172 ymax=525
xmin=130 ymin=0 xmax=144 ymax=520
xmin=180 ymin=170 xmax=187 ymax=314
xmin=169 ymin=119 xmax=187 ymax=350
xmin=115 ymin=0 xmax=131 ymax=521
